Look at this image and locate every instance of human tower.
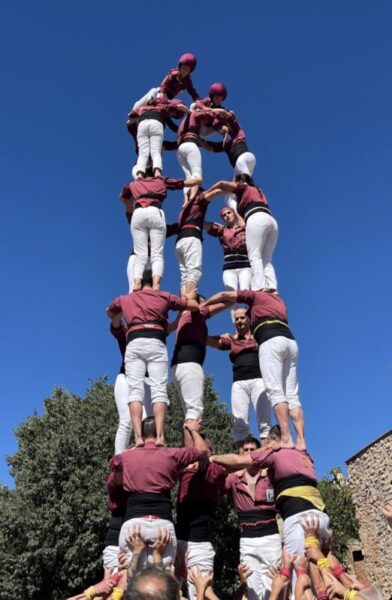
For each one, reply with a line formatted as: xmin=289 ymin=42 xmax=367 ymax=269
xmin=98 ymin=53 xmax=317 ymax=600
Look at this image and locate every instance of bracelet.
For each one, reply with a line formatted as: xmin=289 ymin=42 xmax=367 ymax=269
xmin=279 ymin=567 xmax=291 ymax=578
xmin=344 ymin=589 xmax=358 ymax=600
xmin=296 ymin=569 xmax=307 ymax=576
xmin=111 ymin=587 xmax=125 ymax=600
xmin=84 ymin=586 xmax=95 ymax=600
xmin=304 ymin=535 xmax=320 ymax=549
xmin=331 ymin=564 xmax=345 ymax=577
xmin=317 ymin=558 xmax=330 ymax=570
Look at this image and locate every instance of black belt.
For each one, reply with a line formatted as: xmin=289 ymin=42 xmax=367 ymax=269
xmin=139 ymin=110 xmax=165 ymax=124
xmin=244 ymin=205 xmax=271 ymax=222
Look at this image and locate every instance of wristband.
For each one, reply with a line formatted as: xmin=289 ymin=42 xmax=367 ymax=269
xmin=344 ymin=589 xmax=358 ymax=600
xmin=296 ymin=569 xmax=307 ymax=576
xmin=111 ymin=587 xmax=124 ymax=600
xmin=317 ymin=558 xmax=330 ymax=570
xmin=304 ymin=535 xmax=320 ymax=549
xmin=331 ymin=564 xmax=345 ymax=577
xmin=279 ymin=567 xmax=291 ymax=578
xmin=84 ymin=587 xmax=95 ymax=600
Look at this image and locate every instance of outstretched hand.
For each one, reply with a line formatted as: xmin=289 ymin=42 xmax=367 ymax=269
xmin=125 ymin=526 xmax=146 ymax=554
xmin=188 ymin=566 xmax=213 ymax=593
xmin=150 ymin=527 xmax=171 ymax=557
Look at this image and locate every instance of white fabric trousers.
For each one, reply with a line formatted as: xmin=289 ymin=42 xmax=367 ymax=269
xmin=119 ymin=517 xmax=176 ymax=568
xmin=177 ymin=540 xmax=215 ymax=600
xmin=226 ymin=151 xmax=257 ymax=210
xmin=223 ymin=267 xmax=252 ymax=291
xmin=135 ymin=119 xmax=164 ymax=173
xmin=258 ymin=337 xmax=301 ymax=409
xmin=131 ymin=206 xmax=166 ymax=278
xmin=125 ymin=338 xmax=169 ymax=406
xmin=132 ymin=87 xmax=160 ymax=111
xmin=171 ymin=362 xmax=204 ymax=420
xmin=283 ymin=509 xmax=330 ymax=556
xmin=175 ymin=237 xmax=202 ymax=288
xmin=246 ymin=212 xmax=278 ymax=290
xmin=177 ymin=142 xmax=202 ymax=180
xmin=102 ymin=544 xmax=119 ymax=570
xmin=127 ymin=254 xmax=151 ymax=292
xmin=114 ymin=373 xmax=153 ymax=455
xmin=231 ymin=378 xmax=271 ymax=441
xmin=240 ymin=533 xmax=282 ymax=600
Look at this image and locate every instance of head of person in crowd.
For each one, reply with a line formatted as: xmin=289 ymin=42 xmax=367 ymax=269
xmin=178 ymin=52 xmax=197 ymax=77
xmin=125 ymin=566 xmax=180 ymax=600
xmin=235 ymin=173 xmax=256 ymax=187
xmin=238 ymin=435 xmax=261 ymax=454
xmin=266 ymin=424 xmax=282 ymax=449
xmin=233 ymin=308 xmax=251 ymax=336
xmin=142 ymin=416 xmax=157 ymax=442
xmin=220 ymin=206 xmax=236 ymax=227
xmin=141 ymin=269 xmax=153 ymax=288
xmin=209 ymin=82 xmax=227 ymax=107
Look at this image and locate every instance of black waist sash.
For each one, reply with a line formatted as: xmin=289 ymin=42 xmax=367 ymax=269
xmin=124 ymin=491 xmax=172 ymax=522
xmin=222 ymin=248 xmax=250 ymax=271
xmin=244 ymin=201 xmax=271 ymax=222
xmin=275 ymin=474 xmax=321 ymax=520
xmin=139 ymin=110 xmax=165 ymax=124
xmin=237 ymin=509 xmax=279 ymax=538
xmin=104 ymin=513 xmax=124 ymax=547
xmin=176 ymin=220 xmax=203 ymax=242
xmin=232 ymin=349 xmax=261 ymax=381
xmin=126 ymin=320 xmax=167 ymax=344
xmin=171 ymin=341 xmax=206 ymax=366
xmin=227 ymin=140 xmax=248 ymax=167
xmin=176 ymin=499 xmax=217 ymax=542
xmin=252 ymin=316 xmax=295 ymax=345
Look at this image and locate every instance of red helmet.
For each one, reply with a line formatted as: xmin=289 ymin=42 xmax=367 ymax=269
xmin=209 ymin=82 xmax=227 ymax=100
xmin=178 ymin=53 xmax=197 ymax=72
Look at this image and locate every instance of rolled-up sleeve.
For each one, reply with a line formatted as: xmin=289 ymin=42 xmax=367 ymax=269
xmin=250 ymin=448 xmax=275 ymax=470
xmin=236 ymin=290 xmax=255 ymax=305
xmin=206 ymin=222 xmax=223 ymax=238
xmin=107 ymin=297 xmax=123 ymax=315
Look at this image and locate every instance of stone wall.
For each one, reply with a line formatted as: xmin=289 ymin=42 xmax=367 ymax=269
xmin=346 ymin=430 xmax=392 ymax=598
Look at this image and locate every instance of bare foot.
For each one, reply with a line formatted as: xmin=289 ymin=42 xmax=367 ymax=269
xmin=155 ymin=438 xmax=165 ymax=447
xmin=295 ymin=440 xmax=307 ymax=451
xmin=281 ymin=436 xmax=295 ymax=449
xmin=135 ymin=437 xmax=144 ymax=448
xmin=133 ymin=280 xmax=142 ymax=291
xmin=152 ymin=284 xmax=160 ymax=291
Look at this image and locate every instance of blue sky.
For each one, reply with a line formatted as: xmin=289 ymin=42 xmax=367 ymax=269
xmin=1 ymin=0 xmax=391 ymax=487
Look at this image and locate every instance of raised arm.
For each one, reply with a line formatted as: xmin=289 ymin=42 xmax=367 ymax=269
xmin=206 ymin=180 xmax=239 ymax=194
xmin=204 ymin=188 xmax=224 ymax=202
xmin=207 ymin=335 xmax=222 ymax=349
xmin=210 ymin=452 xmax=252 ymax=469
xmin=203 ymin=290 xmax=238 ymax=307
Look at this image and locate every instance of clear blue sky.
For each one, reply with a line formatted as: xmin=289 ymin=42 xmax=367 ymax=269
xmin=1 ymin=0 xmax=391 ymax=487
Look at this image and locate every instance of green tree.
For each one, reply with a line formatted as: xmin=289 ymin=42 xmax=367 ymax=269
xmin=0 ymin=377 xmax=240 ymax=600
xmin=318 ymin=476 xmax=359 ymax=562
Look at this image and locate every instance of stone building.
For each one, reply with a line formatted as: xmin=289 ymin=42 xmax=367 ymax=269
xmin=346 ymin=429 xmax=392 ymax=598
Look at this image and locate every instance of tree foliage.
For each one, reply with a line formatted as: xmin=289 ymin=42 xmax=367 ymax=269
xmin=318 ymin=476 xmax=359 ymax=563
xmin=0 ymin=377 xmax=239 ymax=600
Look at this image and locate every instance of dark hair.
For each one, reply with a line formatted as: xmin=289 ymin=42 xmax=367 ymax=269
xmin=142 ymin=270 xmax=153 ymax=287
xmin=235 ymin=173 xmax=255 ymax=187
xmin=125 ymin=567 xmax=180 ymax=600
xmin=142 ymin=417 xmax=157 ymax=439
xmin=241 ymin=435 xmax=261 ymax=448
xmin=268 ymin=425 xmax=281 ymax=441
xmin=195 ymin=293 xmax=206 ymax=303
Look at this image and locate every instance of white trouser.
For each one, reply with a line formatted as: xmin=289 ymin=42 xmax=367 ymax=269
xmin=258 ymin=337 xmax=301 ymax=409
xmin=175 ymin=237 xmax=202 ymax=288
xmin=125 ymin=338 xmax=169 ymax=406
xmin=132 ymin=87 xmax=160 ymax=111
xmin=246 ymin=212 xmax=278 ymax=290
xmin=131 ymin=206 xmax=166 ymax=278
xmin=226 ymin=151 xmax=257 ymax=210
xmin=231 ymin=378 xmax=271 ymax=441
xmin=240 ymin=533 xmax=282 ymax=600
xmin=102 ymin=545 xmax=119 ymax=570
xmin=177 ymin=540 xmax=215 ymax=600
xmin=223 ymin=267 xmax=252 ymax=291
xmin=177 ymin=142 xmax=202 ymax=181
xmin=114 ymin=373 xmax=153 ymax=455
xmin=119 ymin=517 xmax=176 ymax=568
xmin=171 ymin=362 xmax=204 ymax=420
xmin=127 ymin=254 xmax=151 ymax=292
xmin=135 ymin=119 xmax=164 ymax=174
xmin=283 ymin=509 xmax=330 ymax=557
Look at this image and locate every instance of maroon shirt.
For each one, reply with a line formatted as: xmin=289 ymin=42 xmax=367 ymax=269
xmin=110 ymin=323 xmax=126 ymax=374
xmin=207 ymin=222 xmax=247 ymax=253
xmin=177 ymin=109 xmax=215 ymax=145
xmin=225 ymin=469 xmax=275 ymax=513
xmin=219 ymin=333 xmax=258 ymax=360
xmin=160 ymin=68 xmax=199 ymax=101
xmin=168 ymin=192 xmax=209 ymax=242
xmin=175 ymin=305 xmax=211 ymax=347
xmin=125 ymin=176 xmax=184 ymax=209
xmin=107 ymin=289 xmax=188 ymax=339
xmin=250 ymin=447 xmax=317 ymax=482
xmin=219 ymin=333 xmax=261 ymax=381
xmin=234 ymin=182 xmax=270 ymax=219
xmin=110 ymin=442 xmax=201 ymax=494
xmin=134 ymin=97 xmax=186 ymax=124
xmin=236 ymin=290 xmax=294 ymax=345
xmin=212 ymin=110 xmax=246 ymax=145
xmin=178 ymin=462 xmax=226 ymax=505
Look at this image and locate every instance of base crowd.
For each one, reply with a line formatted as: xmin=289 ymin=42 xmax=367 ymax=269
xmin=66 ymin=54 xmax=391 ymax=600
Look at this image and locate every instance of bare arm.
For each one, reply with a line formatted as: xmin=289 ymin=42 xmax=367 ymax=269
xmin=207 ymin=335 xmax=222 ymax=349
xmin=234 ymin=210 xmax=245 ymax=227
xmin=204 ymin=221 xmax=213 ymax=231
xmin=210 ymin=453 xmax=252 ymax=469
xmin=207 ymin=301 xmax=232 ymax=318
xmin=206 ymin=180 xmax=238 ymax=194
xmin=203 ymin=290 xmax=238 ymax=307
xmin=204 ymin=188 xmax=225 ymax=202
xmin=167 ymin=312 xmax=181 ymax=334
